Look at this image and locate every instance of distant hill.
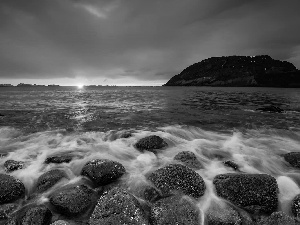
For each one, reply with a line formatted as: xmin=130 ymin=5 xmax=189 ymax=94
xmin=164 ymin=55 xmax=300 ymax=87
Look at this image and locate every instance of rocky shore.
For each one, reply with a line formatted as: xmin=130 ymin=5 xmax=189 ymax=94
xmin=164 ymin=55 xmax=300 ymax=87
xmin=1 ymin=135 xmax=300 ymax=224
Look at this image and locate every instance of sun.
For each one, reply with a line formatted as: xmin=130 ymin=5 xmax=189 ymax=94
xmin=77 ymin=84 xmax=84 ymax=89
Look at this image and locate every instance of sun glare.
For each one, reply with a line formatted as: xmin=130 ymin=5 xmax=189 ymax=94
xmin=77 ymin=84 xmax=84 ymax=89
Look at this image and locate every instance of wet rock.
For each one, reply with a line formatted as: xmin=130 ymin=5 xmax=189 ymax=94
xmin=134 ymin=135 xmax=168 ymax=153
xmin=7 ymin=204 xmax=52 ymax=225
xmin=144 ymin=186 xmax=162 ymax=203
xmin=45 ymin=154 xmax=73 ymax=164
xmin=51 ymin=220 xmax=70 ymax=225
xmin=148 ymin=164 xmax=206 ymax=199
xmin=205 ymin=203 xmax=242 ymax=225
xmin=256 ymin=105 xmax=284 ymax=113
xmin=283 ymin=152 xmax=300 ymax=168
xmin=150 ymin=195 xmax=201 ymax=225
xmin=81 ymin=159 xmax=126 ymax=186
xmin=292 ymin=194 xmax=300 ymax=217
xmin=36 ymin=169 xmax=68 ymax=193
xmin=202 ymin=149 xmax=232 ymax=160
xmin=0 ymin=174 xmax=25 ymax=204
xmin=89 ymin=187 xmax=149 ymax=225
xmin=120 ymin=132 xmax=132 ymax=138
xmin=174 ymin=151 xmax=203 ymax=169
xmin=223 ymin=161 xmax=239 ymax=171
xmin=257 ymin=211 xmax=297 ymax=225
xmin=4 ymin=160 xmax=25 ymax=173
xmin=49 ymin=184 xmax=94 ymax=217
xmin=0 ymin=203 xmax=18 ymax=219
xmin=213 ymin=173 xmax=278 ymax=214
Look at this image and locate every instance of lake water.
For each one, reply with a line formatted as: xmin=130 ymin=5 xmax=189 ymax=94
xmin=0 ymin=86 xmax=300 ymax=223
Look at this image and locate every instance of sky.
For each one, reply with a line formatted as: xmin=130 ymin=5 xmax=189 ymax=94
xmin=0 ymin=0 xmax=300 ymax=86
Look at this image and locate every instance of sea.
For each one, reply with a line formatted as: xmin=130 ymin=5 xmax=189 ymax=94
xmin=1 ymin=86 xmax=300 ymax=222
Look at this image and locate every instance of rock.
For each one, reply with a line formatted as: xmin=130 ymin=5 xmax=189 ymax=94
xmin=89 ymin=187 xmax=149 ymax=225
xmin=36 ymin=169 xmax=68 ymax=193
xmin=164 ymin=55 xmax=300 ymax=87
xmin=292 ymin=194 xmax=300 ymax=217
xmin=51 ymin=220 xmax=70 ymax=225
xmin=148 ymin=164 xmax=206 ymax=198
xmin=150 ymin=195 xmax=201 ymax=225
xmin=8 ymin=204 xmax=52 ymax=225
xmin=0 ymin=203 xmax=18 ymax=219
xmin=49 ymin=184 xmax=94 ymax=217
xmin=81 ymin=159 xmax=126 ymax=186
xmin=256 ymin=105 xmax=284 ymax=113
xmin=223 ymin=161 xmax=239 ymax=171
xmin=173 ymin=151 xmax=203 ymax=169
xmin=120 ymin=132 xmax=132 ymax=138
xmin=283 ymin=152 xmax=300 ymax=168
xmin=134 ymin=135 xmax=168 ymax=153
xmin=213 ymin=173 xmax=278 ymax=214
xmin=45 ymin=154 xmax=73 ymax=164
xmin=4 ymin=160 xmax=25 ymax=173
xmin=257 ymin=211 xmax=297 ymax=225
xmin=0 ymin=174 xmax=25 ymax=204
xmin=144 ymin=186 xmax=162 ymax=202
xmin=205 ymin=203 xmax=242 ymax=225
xmin=202 ymin=149 xmax=231 ymax=160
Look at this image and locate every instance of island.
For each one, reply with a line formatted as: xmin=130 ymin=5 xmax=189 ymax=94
xmin=164 ymin=55 xmax=300 ymax=87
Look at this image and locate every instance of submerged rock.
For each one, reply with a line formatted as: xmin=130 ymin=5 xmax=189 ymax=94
xmin=292 ymin=194 xmax=300 ymax=217
xmin=81 ymin=159 xmax=126 ymax=186
xmin=213 ymin=173 xmax=278 ymax=214
xmin=148 ymin=164 xmax=206 ymax=198
xmin=49 ymin=184 xmax=94 ymax=217
xmin=7 ymin=204 xmax=52 ymax=225
xmin=150 ymin=195 xmax=201 ymax=225
xmin=283 ymin=152 xmax=300 ymax=168
xmin=223 ymin=161 xmax=239 ymax=171
xmin=143 ymin=186 xmax=162 ymax=203
xmin=4 ymin=160 xmax=25 ymax=173
xmin=205 ymin=203 xmax=242 ymax=225
xmin=173 ymin=151 xmax=203 ymax=169
xmin=0 ymin=203 xmax=18 ymax=219
xmin=256 ymin=105 xmax=284 ymax=113
xmin=0 ymin=174 xmax=25 ymax=204
xmin=134 ymin=135 xmax=168 ymax=153
xmin=89 ymin=187 xmax=149 ymax=225
xmin=257 ymin=211 xmax=297 ymax=225
xmin=45 ymin=154 xmax=73 ymax=164
xmin=36 ymin=169 xmax=68 ymax=193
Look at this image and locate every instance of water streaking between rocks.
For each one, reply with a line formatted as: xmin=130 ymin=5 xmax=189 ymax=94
xmin=0 ymin=86 xmax=300 ymax=224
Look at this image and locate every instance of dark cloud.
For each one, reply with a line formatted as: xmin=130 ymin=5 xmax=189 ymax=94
xmin=0 ymin=0 xmax=300 ymax=85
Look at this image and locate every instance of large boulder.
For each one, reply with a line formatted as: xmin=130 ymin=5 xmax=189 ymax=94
xmin=81 ymin=159 xmax=126 ymax=186
xmin=4 ymin=160 xmax=25 ymax=173
xmin=49 ymin=184 xmax=94 ymax=217
xmin=205 ymin=203 xmax=242 ymax=225
xmin=7 ymin=204 xmax=52 ymax=225
xmin=257 ymin=211 xmax=297 ymax=225
xmin=0 ymin=203 xmax=18 ymax=219
xmin=292 ymin=194 xmax=300 ymax=217
xmin=173 ymin=151 xmax=203 ymax=169
xmin=0 ymin=174 xmax=25 ymax=204
xmin=148 ymin=164 xmax=206 ymax=199
xmin=283 ymin=152 xmax=300 ymax=168
xmin=36 ymin=169 xmax=68 ymax=193
xmin=213 ymin=173 xmax=278 ymax=214
xmin=150 ymin=195 xmax=201 ymax=225
xmin=134 ymin=135 xmax=168 ymax=153
xmin=89 ymin=187 xmax=149 ymax=225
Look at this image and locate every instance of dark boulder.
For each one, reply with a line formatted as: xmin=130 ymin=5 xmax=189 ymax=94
xmin=150 ymin=195 xmax=201 ymax=225
xmin=257 ymin=211 xmax=297 ymax=225
xmin=134 ymin=135 xmax=168 ymax=153
xmin=213 ymin=173 xmax=278 ymax=214
xmin=174 ymin=151 xmax=203 ymax=169
xmin=205 ymin=203 xmax=242 ymax=225
xmin=4 ymin=160 xmax=25 ymax=173
xmin=0 ymin=203 xmax=18 ymax=219
xmin=49 ymin=184 xmax=94 ymax=217
xmin=0 ymin=174 xmax=25 ymax=204
xmin=81 ymin=159 xmax=126 ymax=186
xmin=89 ymin=187 xmax=149 ymax=225
xmin=292 ymin=194 xmax=300 ymax=217
xmin=7 ymin=204 xmax=52 ymax=225
xmin=256 ymin=105 xmax=284 ymax=113
xmin=148 ymin=164 xmax=206 ymax=198
xmin=36 ymin=169 xmax=68 ymax=193
xmin=283 ymin=152 xmax=300 ymax=168
xmin=45 ymin=154 xmax=73 ymax=164
xmin=223 ymin=161 xmax=239 ymax=171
